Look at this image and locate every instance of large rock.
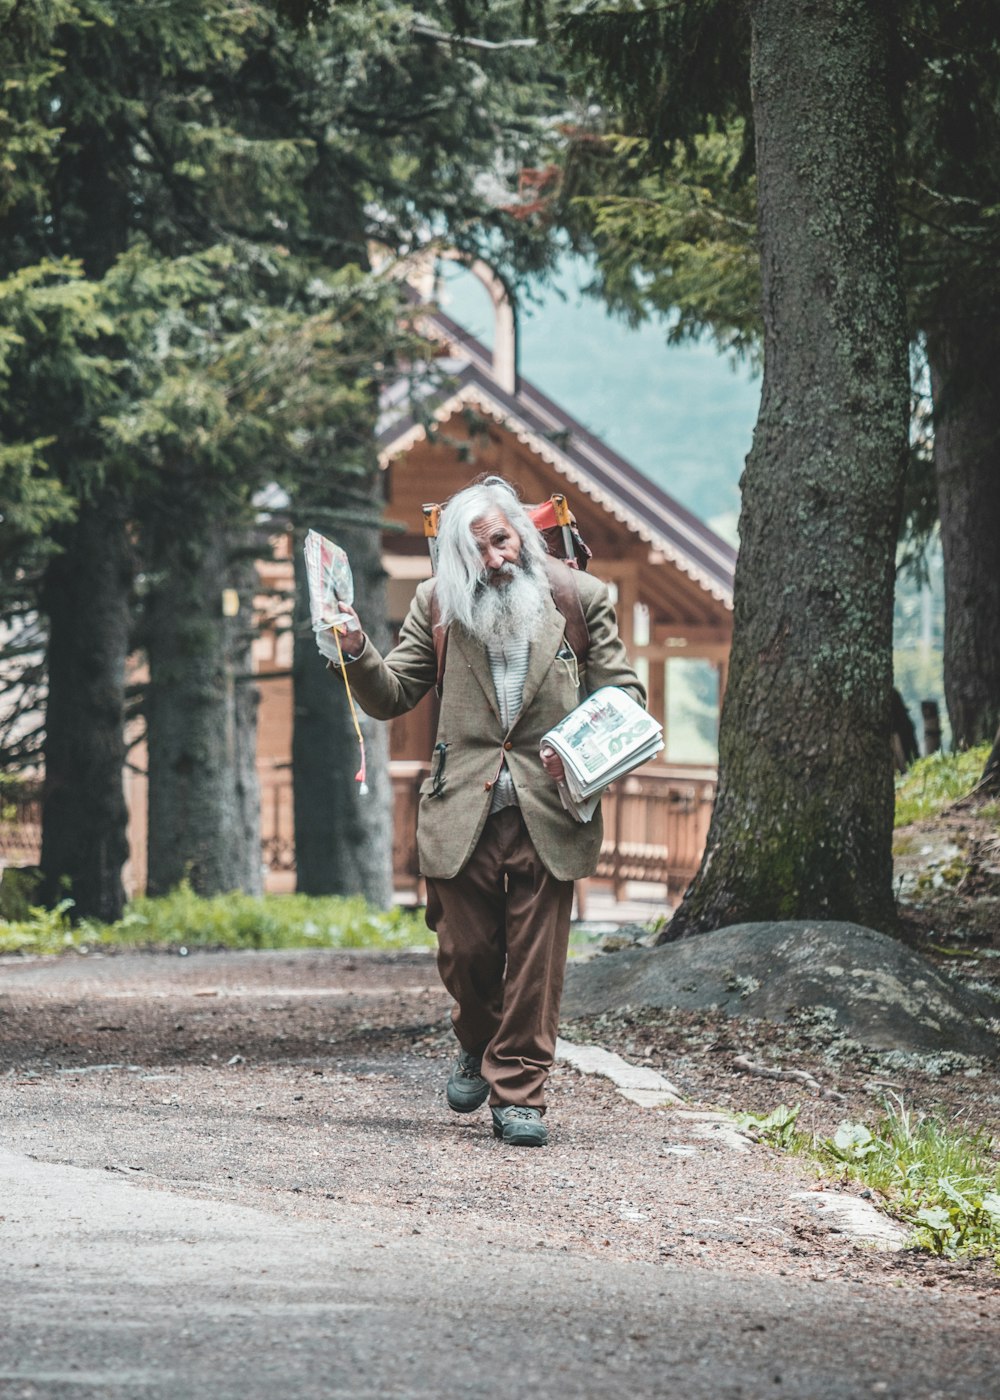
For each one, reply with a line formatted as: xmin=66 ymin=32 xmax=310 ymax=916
xmin=563 ymin=921 xmax=999 ymax=1058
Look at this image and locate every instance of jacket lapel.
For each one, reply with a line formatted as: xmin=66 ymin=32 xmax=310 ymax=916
xmin=451 ymin=624 xmax=501 ymax=721
xmin=514 ymin=589 xmax=565 ymax=723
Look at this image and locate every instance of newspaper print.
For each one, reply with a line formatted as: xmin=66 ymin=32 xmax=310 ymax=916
xmin=545 ymin=687 xmax=662 ymax=786
xmin=303 ymin=528 xmax=354 ymax=632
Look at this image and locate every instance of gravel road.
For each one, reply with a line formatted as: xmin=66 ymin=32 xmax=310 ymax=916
xmin=1 ymin=947 xmax=998 ymax=1399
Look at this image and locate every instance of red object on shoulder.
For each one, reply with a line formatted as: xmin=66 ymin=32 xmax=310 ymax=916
xmin=528 ymin=500 xmax=591 ymax=571
xmin=528 ymin=499 xmax=560 ymax=532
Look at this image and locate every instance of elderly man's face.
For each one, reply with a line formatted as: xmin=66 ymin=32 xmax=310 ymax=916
xmin=470 ymin=510 xmax=522 ymax=584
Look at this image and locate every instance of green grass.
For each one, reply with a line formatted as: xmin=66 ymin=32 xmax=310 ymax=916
xmin=895 ymin=744 xmax=992 ymax=827
xmin=0 ymin=881 xmax=431 ymax=957
xmin=738 ymin=1098 xmax=1000 ymax=1264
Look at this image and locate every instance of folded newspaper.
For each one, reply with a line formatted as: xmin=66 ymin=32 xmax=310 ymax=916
xmin=302 ymin=528 xmax=368 ymax=794
xmin=540 ymin=686 xmax=664 ymax=823
xmin=303 ymin=528 xmax=355 ymax=633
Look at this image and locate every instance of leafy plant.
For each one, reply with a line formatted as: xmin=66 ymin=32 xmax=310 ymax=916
xmin=909 ymin=1186 xmax=1000 ymax=1259
xmin=729 ymin=1096 xmax=1000 ymax=1265
xmin=0 ymin=899 xmax=77 ymax=954
xmin=0 ymin=882 xmax=430 ymax=955
xmin=734 ymin=1102 xmax=802 ymax=1150
xmin=895 ymin=744 xmax=992 ymax=827
xmin=816 ymin=1099 xmax=1000 ymax=1263
xmin=0 ymin=865 xmax=43 ymax=921
xmin=825 ymin=1121 xmax=879 ymax=1164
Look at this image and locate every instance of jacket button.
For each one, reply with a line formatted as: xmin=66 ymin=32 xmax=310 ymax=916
xmin=484 ymin=781 xmax=492 ymax=791
xmin=503 ymin=740 xmax=513 ymax=751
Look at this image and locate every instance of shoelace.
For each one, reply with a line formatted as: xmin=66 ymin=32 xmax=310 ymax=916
xmin=501 ymin=1106 xmax=538 ymax=1121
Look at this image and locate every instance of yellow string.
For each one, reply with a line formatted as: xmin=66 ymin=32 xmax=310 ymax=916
xmin=332 ymin=625 xmax=368 ymax=792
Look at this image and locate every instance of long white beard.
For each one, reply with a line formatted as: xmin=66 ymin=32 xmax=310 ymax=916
xmin=465 ymin=558 xmax=549 ymax=647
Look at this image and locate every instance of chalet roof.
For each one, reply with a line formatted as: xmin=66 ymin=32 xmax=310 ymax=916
xmin=377 ymin=307 xmax=737 ymax=609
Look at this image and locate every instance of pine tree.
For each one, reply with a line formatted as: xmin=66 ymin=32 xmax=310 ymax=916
xmin=901 ymin=3 xmax=1000 ymax=750
xmin=553 ymin=2 xmax=1000 ymax=760
xmin=0 ymin=0 xmax=83 ymax=761
xmin=0 ymin=0 xmax=134 ymax=918
xmin=545 ymin=0 xmax=910 ymax=932
xmin=257 ymin=2 xmax=561 ymax=899
xmin=1 ymin=2 xmax=289 ymax=915
xmin=1 ymin=0 xmax=560 ymax=911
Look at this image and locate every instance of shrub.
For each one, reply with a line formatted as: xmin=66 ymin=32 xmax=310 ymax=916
xmin=0 ymin=866 xmax=44 ymax=921
xmin=0 ymin=898 xmax=79 ymax=954
xmin=813 ymin=1099 xmax=1000 ymax=1263
xmin=0 ymin=882 xmax=430 ymax=956
xmin=895 ymin=744 xmax=991 ymax=827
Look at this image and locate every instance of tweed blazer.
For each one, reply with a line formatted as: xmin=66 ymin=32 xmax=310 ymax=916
xmin=345 ymin=570 xmax=645 ymax=881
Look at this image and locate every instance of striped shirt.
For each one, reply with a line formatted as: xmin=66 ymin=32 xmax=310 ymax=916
xmin=485 ymin=633 xmax=531 ymax=812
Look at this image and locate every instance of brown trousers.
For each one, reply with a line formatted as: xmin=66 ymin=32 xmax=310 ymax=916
xmin=424 ymin=807 xmax=575 ymax=1112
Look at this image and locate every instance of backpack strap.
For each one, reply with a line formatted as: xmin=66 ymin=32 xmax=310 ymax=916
xmin=541 ymin=555 xmax=589 ymax=664
xmin=429 ymin=560 xmax=588 ymax=698
xmin=429 ymin=587 xmax=449 ymax=698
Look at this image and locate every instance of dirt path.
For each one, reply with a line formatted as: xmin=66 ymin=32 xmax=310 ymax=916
xmin=2 ymin=948 xmax=998 ymax=1398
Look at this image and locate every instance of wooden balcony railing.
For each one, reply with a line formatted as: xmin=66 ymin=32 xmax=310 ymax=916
xmin=0 ymin=794 xmax=42 ymax=869
xmin=594 ymin=767 xmax=717 ymax=899
xmin=3 ymin=765 xmax=716 ymax=903
xmin=389 ymin=762 xmax=716 ymax=901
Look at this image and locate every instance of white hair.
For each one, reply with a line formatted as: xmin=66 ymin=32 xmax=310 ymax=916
xmin=434 ymin=477 xmax=549 ymax=632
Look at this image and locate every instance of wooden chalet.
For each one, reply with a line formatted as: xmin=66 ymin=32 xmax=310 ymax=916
xmin=5 ymin=263 xmax=736 ymax=905
xmin=256 ymin=262 xmax=736 ymax=904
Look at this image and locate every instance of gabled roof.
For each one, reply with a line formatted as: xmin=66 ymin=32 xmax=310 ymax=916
xmin=377 ymin=306 xmax=737 ymax=609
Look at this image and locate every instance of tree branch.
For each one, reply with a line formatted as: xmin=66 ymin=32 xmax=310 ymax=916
xmin=410 ymin=22 xmax=537 ymax=51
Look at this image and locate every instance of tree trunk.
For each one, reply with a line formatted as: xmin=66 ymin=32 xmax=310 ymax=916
xmin=926 ymin=314 xmax=1000 ymax=749
xmin=145 ymin=515 xmax=261 ymax=897
xmin=291 ymin=477 xmax=393 ymax=905
xmin=40 ymin=492 xmax=132 ymax=922
xmin=229 ymin=546 xmax=264 ymax=894
xmin=665 ymin=0 xmax=909 ymax=938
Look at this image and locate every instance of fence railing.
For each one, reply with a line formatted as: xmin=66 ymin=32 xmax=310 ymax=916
xmin=5 ymin=765 xmax=717 ymax=902
xmin=0 ymin=794 xmax=42 ymax=869
xmin=389 ymin=762 xmax=716 ymax=901
xmin=594 ymin=768 xmax=717 ymax=899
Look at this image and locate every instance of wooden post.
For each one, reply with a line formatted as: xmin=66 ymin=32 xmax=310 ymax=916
xmin=574 ymin=879 xmax=588 ymax=920
xmin=921 ymin=700 xmax=941 ymax=756
xmin=613 ymin=782 xmax=625 ymax=902
xmin=614 ymin=572 xmax=635 ymax=654
xmin=647 ymin=659 xmax=666 ymax=745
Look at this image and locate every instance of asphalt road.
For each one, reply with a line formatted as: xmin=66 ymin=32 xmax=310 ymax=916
xmin=4 ymin=1146 xmax=999 ymax=1400
xmin=1 ymin=949 xmax=997 ymax=1399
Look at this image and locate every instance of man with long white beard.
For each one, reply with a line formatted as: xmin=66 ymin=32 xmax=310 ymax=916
xmin=323 ymin=476 xmax=644 ymax=1146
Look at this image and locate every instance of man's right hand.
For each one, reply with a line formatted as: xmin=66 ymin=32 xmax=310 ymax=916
xmin=540 ymin=745 xmax=566 ymax=783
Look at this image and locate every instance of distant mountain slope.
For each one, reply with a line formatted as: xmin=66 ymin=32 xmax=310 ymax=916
xmin=439 ymin=258 xmax=761 ymax=543
xmin=439 ymin=257 xmax=947 ymax=746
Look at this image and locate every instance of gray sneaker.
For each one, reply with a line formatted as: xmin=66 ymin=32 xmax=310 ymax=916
xmin=446 ymin=1050 xmax=489 ymax=1113
xmin=491 ymin=1105 xmax=549 ymax=1147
